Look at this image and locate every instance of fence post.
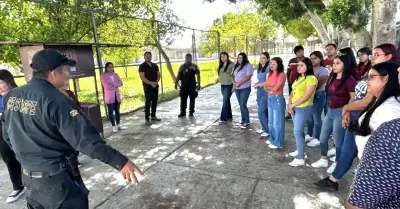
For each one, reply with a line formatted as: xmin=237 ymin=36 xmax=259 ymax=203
xmin=90 ymin=9 xmax=107 ymax=119
xmin=156 ymin=21 xmax=164 ymax=97
xmin=253 ymin=37 xmax=257 ymax=66
xmin=246 ymin=35 xmax=249 ymax=55
xmin=192 ymin=29 xmax=197 ymax=64
xmin=217 ymin=31 xmax=221 ymax=59
xmin=233 ymin=36 xmax=237 ymax=58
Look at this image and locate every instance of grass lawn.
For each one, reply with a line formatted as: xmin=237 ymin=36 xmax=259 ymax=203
xmin=14 ymin=61 xmax=220 ymax=116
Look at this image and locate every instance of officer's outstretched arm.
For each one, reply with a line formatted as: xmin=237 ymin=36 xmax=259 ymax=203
xmin=50 ymin=98 xmax=128 ymax=169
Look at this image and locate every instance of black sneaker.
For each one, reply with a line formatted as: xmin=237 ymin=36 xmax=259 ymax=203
xmin=77 ymin=162 xmax=83 ymax=168
xmin=314 ymin=177 xmax=339 ymax=191
xmin=189 ymin=112 xmax=194 ymax=117
xmin=6 ymin=187 xmax=26 ymax=203
xmin=151 ymin=116 xmax=161 ymax=121
xmin=241 ymin=123 xmax=250 ymax=129
xmin=285 ymin=115 xmax=292 ymax=120
xmin=178 ymin=113 xmax=186 ymax=117
xmin=227 ymin=117 xmax=233 ymax=121
xmin=145 ymin=120 xmax=152 ymax=125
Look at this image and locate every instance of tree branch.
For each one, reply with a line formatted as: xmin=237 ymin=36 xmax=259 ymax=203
xmin=75 ymin=16 xmax=118 ymax=42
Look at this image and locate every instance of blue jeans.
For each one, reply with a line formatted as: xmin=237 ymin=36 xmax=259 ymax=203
xmin=235 ymin=87 xmax=251 ymax=124
xmin=307 ymin=91 xmax=326 ymax=139
xmin=293 ymin=106 xmax=313 ymax=159
xmin=220 ymin=84 xmax=233 ymax=121
xmin=332 ymin=111 xmax=359 ymax=179
xmin=267 ymin=95 xmax=286 ymax=147
xmin=257 ymin=88 xmax=269 ymax=133
xmin=319 ymin=108 xmax=345 ymax=157
xmin=324 ymin=91 xmax=330 ymax=116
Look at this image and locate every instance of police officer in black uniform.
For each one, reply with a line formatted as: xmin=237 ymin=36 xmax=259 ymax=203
xmin=1 ymin=49 xmax=144 ymax=209
xmin=175 ymin=53 xmax=201 ymax=117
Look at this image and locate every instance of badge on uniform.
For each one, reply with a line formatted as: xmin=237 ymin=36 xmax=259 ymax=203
xmin=70 ymin=110 xmax=79 ymax=117
xmin=185 ymin=69 xmax=188 ymax=73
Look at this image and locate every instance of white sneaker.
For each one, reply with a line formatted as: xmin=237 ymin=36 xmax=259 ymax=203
xmin=307 ymin=138 xmax=320 ymax=147
xmin=305 ymin=134 xmax=313 ymax=142
xmin=330 ymin=156 xmax=336 ymax=162
xmin=261 ymin=132 xmax=269 ymax=137
xmin=117 ymin=125 xmax=125 ymax=130
xmin=328 ymin=148 xmax=336 ymax=157
xmin=266 ymin=140 xmax=271 ymax=145
xmin=311 ymin=158 xmax=329 ymax=168
xmin=112 ymin=126 xmax=118 ymax=133
xmin=289 ymin=158 xmax=306 ymax=167
xmin=268 ymin=144 xmax=279 ymax=149
xmin=289 ymin=150 xmax=298 ymax=157
xmin=256 ymin=129 xmax=263 ymax=134
xmin=289 ymin=150 xmax=308 ymax=158
xmin=327 ymin=162 xmax=337 ymax=174
xmin=6 ymin=188 xmax=26 ymax=203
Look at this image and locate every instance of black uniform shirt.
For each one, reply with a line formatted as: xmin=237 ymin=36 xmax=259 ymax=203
xmin=1 ymin=78 xmax=128 ymax=171
xmin=178 ymin=63 xmax=200 ymax=89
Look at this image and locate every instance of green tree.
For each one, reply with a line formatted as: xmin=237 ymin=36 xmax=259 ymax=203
xmin=199 ymin=10 xmax=277 ymax=56
xmin=283 ymin=17 xmax=318 ymax=44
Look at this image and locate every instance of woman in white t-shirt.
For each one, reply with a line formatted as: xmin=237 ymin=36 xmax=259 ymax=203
xmin=350 ymin=61 xmax=400 ymax=159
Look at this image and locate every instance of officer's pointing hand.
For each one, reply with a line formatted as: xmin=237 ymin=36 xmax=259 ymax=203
xmin=120 ymin=160 xmax=145 ymax=185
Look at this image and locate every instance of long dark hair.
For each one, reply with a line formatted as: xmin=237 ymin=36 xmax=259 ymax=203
xmin=258 ymin=52 xmax=270 ymax=73
xmin=310 ymin=51 xmax=325 ymax=67
xmin=374 ymin=43 xmax=400 ymax=64
xmin=357 ymin=47 xmax=372 ymax=77
xmin=340 ymin=47 xmax=357 ymax=70
xmin=300 ymin=58 xmax=314 ymax=77
xmin=104 ymin=62 xmax=114 ymax=73
xmin=218 ymin=52 xmax=232 ymax=73
xmin=349 ymin=61 xmax=400 ymax=136
xmin=269 ymin=57 xmax=284 ymax=76
xmin=326 ymin=55 xmax=352 ymax=89
xmin=0 ymin=70 xmax=18 ymax=88
xmin=234 ymin=52 xmax=250 ymax=72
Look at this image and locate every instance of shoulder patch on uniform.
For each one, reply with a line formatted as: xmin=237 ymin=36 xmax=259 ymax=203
xmin=70 ymin=110 xmax=79 ymax=117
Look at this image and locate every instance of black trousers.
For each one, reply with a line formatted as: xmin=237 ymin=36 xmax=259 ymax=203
xmin=106 ymin=97 xmax=120 ymax=126
xmin=23 ymin=171 xmax=89 ymax=209
xmin=144 ymin=85 xmax=159 ymax=120
xmin=180 ymin=89 xmax=197 ymax=114
xmin=0 ymin=123 xmax=23 ymax=190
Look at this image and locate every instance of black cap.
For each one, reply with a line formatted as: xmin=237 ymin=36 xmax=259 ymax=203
xmin=30 ymin=49 xmax=76 ymax=72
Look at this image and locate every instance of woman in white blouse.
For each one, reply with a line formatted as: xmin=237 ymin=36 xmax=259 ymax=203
xmin=349 ymin=61 xmax=400 ymax=159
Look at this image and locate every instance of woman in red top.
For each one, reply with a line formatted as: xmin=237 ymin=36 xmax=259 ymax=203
xmin=264 ymin=57 xmax=286 ymax=149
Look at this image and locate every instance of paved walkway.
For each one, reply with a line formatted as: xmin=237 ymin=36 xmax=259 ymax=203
xmin=0 ymin=78 xmax=355 ymax=209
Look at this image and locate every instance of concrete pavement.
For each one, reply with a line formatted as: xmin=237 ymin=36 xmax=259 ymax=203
xmin=0 ymin=79 xmax=355 ymax=209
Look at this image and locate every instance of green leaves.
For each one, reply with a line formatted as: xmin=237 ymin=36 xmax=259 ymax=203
xmin=283 ymin=17 xmax=318 ymax=41
xmin=325 ymin=0 xmax=371 ymax=31
xmin=199 ymin=10 xmax=277 ymax=56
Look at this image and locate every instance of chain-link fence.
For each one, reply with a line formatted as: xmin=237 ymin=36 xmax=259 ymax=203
xmin=0 ymin=1 xmax=325 ymax=118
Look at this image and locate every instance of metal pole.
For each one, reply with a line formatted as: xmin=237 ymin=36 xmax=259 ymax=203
xmin=192 ymin=29 xmax=197 ymax=64
xmin=217 ymin=31 xmax=221 ymax=59
xmin=253 ymin=38 xmax=257 ymax=66
xmin=90 ymin=9 xmax=106 ymax=108
xmin=246 ymin=36 xmax=249 ymax=55
xmin=157 ymin=21 xmax=164 ymax=97
xmin=233 ymin=36 xmax=237 ymax=58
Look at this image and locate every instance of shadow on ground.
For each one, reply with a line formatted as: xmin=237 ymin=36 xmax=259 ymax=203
xmin=0 ymin=75 xmax=355 ymax=209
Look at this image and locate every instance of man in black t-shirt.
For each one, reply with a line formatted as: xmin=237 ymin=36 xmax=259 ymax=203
xmin=139 ymin=52 xmax=161 ymax=125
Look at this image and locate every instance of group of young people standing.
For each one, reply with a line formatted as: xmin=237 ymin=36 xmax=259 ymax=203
xmin=217 ymin=43 xmax=400 ymax=207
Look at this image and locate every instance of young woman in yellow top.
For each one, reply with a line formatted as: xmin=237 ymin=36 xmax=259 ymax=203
xmin=287 ymin=58 xmax=318 ymax=167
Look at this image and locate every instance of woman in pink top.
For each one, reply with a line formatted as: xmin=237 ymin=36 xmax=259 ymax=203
xmin=101 ymin=62 xmax=123 ymax=133
xmin=264 ymin=57 xmax=286 ymax=149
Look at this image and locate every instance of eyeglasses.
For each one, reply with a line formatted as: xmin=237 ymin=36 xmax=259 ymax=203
xmin=367 ymin=74 xmax=383 ymax=80
xmin=372 ymin=53 xmax=386 ymax=58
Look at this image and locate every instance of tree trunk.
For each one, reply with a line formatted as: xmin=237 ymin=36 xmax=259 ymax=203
xmin=124 ymin=66 xmax=128 ymax=78
xmin=297 ymin=0 xmax=331 ymax=44
xmin=372 ymin=0 xmax=397 ymax=46
xmin=350 ymin=29 xmax=372 ymax=49
xmin=157 ymin=41 xmax=176 ymax=81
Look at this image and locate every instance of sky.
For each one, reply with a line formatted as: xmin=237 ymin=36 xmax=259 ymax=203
xmin=169 ymin=0 xmax=245 ymax=48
